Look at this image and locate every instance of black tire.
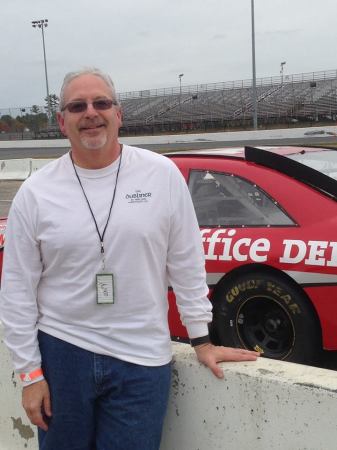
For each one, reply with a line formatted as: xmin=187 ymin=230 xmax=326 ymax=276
xmin=212 ymin=272 xmax=322 ymax=364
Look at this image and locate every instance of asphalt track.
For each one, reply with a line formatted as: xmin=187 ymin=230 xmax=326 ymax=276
xmin=0 ymin=135 xmax=337 ymax=160
xmin=0 ymin=180 xmax=21 ymax=217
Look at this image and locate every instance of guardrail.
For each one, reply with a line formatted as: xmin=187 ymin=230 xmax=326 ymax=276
xmin=1 ymin=332 xmax=337 ymax=450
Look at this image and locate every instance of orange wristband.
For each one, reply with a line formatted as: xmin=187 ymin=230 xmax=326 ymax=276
xmin=20 ymin=368 xmax=43 ymax=383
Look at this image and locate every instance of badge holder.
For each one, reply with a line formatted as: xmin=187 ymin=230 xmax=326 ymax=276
xmin=96 ymin=273 xmax=114 ymax=304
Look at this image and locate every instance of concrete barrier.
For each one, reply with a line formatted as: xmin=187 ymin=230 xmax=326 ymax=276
xmin=30 ymin=159 xmax=54 ymax=175
xmin=0 ymin=159 xmax=53 ymax=180
xmin=1 ymin=332 xmax=337 ymax=449
xmin=0 ymin=159 xmax=31 ymax=180
xmin=160 ymin=343 xmax=337 ymax=450
xmin=0 ymin=327 xmax=37 ymax=449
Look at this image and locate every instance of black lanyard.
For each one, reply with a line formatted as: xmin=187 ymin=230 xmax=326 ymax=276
xmin=70 ymin=148 xmax=123 ymax=259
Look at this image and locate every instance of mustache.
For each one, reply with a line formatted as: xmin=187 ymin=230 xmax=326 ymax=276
xmin=79 ymin=119 xmax=106 ymax=129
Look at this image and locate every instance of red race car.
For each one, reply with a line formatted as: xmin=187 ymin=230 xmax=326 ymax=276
xmin=167 ymin=146 xmax=337 ymax=364
xmin=1 ymin=146 xmax=337 ymax=365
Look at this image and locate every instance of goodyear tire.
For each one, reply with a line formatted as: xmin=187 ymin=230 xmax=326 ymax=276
xmin=212 ymin=272 xmax=322 ymax=364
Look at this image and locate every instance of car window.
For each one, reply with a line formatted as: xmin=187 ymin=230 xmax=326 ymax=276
xmin=188 ymin=170 xmax=295 ymax=227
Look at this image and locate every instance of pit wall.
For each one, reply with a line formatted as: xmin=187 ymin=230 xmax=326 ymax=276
xmin=0 ymin=159 xmax=54 ymax=180
xmin=1 ymin=332 xmax=337 ymax=450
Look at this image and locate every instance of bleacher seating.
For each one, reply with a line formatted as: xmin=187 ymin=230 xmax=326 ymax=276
xmin=2 ymin=69 xmax=337 ymax=137
xmin=117 ymin=69 xmax=337 ymax=131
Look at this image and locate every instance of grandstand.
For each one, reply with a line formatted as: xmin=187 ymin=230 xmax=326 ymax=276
xmin=118 ymin=69 xmax=337 ymax=135
xmin=1 ymin=69 xmax=337 ymax=139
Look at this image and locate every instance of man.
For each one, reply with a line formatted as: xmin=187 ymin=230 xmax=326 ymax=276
xmin=0 ymin=68 xmax=259 ymax=450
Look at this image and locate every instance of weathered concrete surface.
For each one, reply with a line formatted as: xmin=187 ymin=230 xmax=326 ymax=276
xmin=160 ymin=343 xmax=337 ymax=450
xmin=0 ymin=158 xmax=54 ymax=181
xmin=2 ymin=331 xmax=337 ymax=450
xmin=0 ymin=327 xmax=37 ymax=449
xmin=0 ymin=159 xmax=31 ymax=180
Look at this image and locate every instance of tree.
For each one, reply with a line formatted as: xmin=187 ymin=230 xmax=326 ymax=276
xmin=25 ymin=106 xmax=48 ymax=132
xmin=45 ymin=94 xmax=60 ymax=124
xmin=0 ymin=115 xmax=15 ymax=131
xmin=31 ymin=105 xmax=41 ymax=115
xmin=0 ymin=120 xmax=10 ymax=132
xmin=14 ymin=116 xmax=25 ymax=132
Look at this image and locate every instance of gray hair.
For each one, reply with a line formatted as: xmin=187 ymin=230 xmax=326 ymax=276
xmin=59 ymin=67 xmax=120 ymax=111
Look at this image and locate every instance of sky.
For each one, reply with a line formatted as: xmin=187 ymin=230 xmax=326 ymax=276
xmin=1 ymin=0 xmax=337 ymax=109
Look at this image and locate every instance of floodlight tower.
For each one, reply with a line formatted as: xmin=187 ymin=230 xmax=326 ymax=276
xmin=251 ymin=0 xmax=257 ymax=129
xmin=179 ymin=74 xmax=184 ymax=131
xmin=31 ymin=19 xmax=51 ymax=124
xmin=179 ymin=74 xmax=184 ymax=97
xmin=280 ymin=61 xmax=286 ymax=85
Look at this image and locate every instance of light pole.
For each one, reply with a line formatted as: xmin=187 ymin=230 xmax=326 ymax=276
xmin=178 ymin=73 xmax=184 ymax=131
xmin=31 ymin=19 xmax=51 ymax=125
xmin=280 ymin=61 xmax=286 ymax=85
xmin=251 ymin=0 xmax=257 ymax=129
xmin=179 ymin=73 xmax=184 ymax=97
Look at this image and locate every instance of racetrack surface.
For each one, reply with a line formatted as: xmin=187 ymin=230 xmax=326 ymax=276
xmin=0 ymin=135 xmax=337 ymax=160
xmin=0 ymin=180 xmax=22 ymax=217
xmin=1 ymin=124 xmax=337 ymax=159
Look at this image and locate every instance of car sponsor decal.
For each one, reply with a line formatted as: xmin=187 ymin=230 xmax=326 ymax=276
xmin=201 ymin=228 xmax=337 ymax=268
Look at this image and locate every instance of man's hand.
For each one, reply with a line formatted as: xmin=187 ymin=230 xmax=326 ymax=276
xmin=194 ymin=343 xmax=260 ymax=379
xmin=22 ymin=379 xmax=52 ymax=431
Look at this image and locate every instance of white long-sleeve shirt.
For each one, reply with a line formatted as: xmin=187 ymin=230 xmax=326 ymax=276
xmin=0 ymin=145 xmax=212 ymax=374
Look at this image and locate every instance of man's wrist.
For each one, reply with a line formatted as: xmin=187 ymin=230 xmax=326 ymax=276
xmin=190 ymin=335 xmax=211 ymax=347
xmin=19 ymin=368 xmax=44 ymax=386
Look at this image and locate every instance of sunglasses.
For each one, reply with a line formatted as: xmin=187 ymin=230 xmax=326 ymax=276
xmin=61 ymin=99 xmax=117 ymax=113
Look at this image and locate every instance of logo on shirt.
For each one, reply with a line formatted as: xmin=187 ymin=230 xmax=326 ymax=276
xmin=125 ymin=190 xmax=152 ymax=203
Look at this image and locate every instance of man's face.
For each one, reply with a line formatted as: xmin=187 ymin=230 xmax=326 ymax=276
xmin=57 ymin=74 xmax=122 ymax=152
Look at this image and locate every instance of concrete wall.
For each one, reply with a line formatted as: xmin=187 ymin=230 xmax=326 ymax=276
xmin=160 ymin=344 xmax=337 ymax=450
xmin=0 ymin=158 xmax=54 ymax=180
xmin=0 ymin=159 xmax=31 ymax=180
xmin=1 ymin=331 xmax=337 ymax=450
xmin=0 ymin=329 xmax=37 ymax=449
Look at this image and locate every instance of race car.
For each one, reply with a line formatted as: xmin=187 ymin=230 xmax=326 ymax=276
xmin=1 ymin=146 xmax=337 ymax=365
xmin=167 ymin=146 xmax=337 ymax=364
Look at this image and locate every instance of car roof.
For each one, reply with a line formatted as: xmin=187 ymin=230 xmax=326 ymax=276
xmin=166 ymin=145 xmax=337 ymax=201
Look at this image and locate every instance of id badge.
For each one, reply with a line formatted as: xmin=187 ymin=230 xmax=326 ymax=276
xmin=96 ymin=273 xmax=114 ymax=304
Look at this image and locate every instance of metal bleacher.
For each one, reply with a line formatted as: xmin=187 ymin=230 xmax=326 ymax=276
xmin=2 ymin=69 xmax=337 ymax=139
xmin=118 ymin=69 xmax=337 ymax=131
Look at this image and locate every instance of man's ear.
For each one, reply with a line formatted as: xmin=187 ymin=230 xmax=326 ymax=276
xmin=116 ymin=107 xmax=123 ymax=129
xmin=56 ymin=112 xmax=67 ymax=137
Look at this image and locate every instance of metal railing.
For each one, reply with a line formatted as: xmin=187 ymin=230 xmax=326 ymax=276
xmin=117 ymin=69 xmax=337 ymax=100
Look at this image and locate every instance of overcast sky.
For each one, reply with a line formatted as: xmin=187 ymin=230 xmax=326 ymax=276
xmin=1 ymin=0 xmax=337 ymax=109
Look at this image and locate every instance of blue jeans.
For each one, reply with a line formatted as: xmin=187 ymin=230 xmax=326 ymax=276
xmin=37 ymin=331 xmax=171 ymax=450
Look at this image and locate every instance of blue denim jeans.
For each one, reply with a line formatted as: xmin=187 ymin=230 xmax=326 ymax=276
xmin=37 ymin=331 xmax=171 ymax=450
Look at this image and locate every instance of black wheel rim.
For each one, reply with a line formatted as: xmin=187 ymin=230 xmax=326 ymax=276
xmin=236 ymin=295 xmax=295 ymax=359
